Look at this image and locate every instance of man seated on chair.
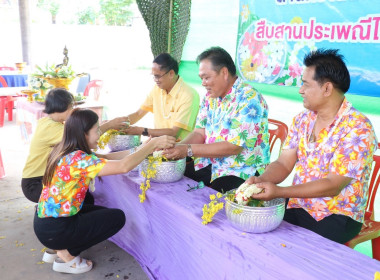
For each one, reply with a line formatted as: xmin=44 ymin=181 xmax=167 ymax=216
xmin=247 ymin=49 xmax=378 ymax=244
xmin=163 ymin=47 xmax=270 ymax=193
xmin=125 ymin=53 xmax=200 ymax=141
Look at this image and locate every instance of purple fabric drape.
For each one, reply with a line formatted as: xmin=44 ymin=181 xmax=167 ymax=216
xmin=94 ymin=174 xmax=380 ymax=280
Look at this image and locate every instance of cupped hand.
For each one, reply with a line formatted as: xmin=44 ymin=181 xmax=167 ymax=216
xmin=250 ymin=182 xmax=279 ymax=201
xmin=152 ymin=135 xmax=176 ymax=150
xmin=163 ymin=144 xmax=187 ymax=160
xmin=245 ymin=176 xmax=262 ymax=185
xmin=109 ymin=116 xmax=130 ymax=130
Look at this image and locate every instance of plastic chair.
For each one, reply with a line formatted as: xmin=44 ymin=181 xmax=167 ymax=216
xmin=345 ymin=144 xmax=380 ymax=261
xmin=0 ymin=66 xmax=15 ymax=71
xmin=0 ymin=149 xmax=4 ymax=179
xmin=0 ymin=76 xmax=14 ymax=126
xmin=83 ymin=80 xmax=103 ymax=101
xmin=268 ymin=119 xmax=288 ymax=156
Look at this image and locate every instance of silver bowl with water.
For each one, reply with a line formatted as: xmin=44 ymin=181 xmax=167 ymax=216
xmin=108 ymin=135 xmax=140 ymax=152
xmin=139 ymin=157 xmax=186 ymax=183
xmin=225 ymin=197 xmax=285 ymax=233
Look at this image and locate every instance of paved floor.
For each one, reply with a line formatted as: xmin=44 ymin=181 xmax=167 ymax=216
xmin=0 ymin=116 xmax=149 ymax=280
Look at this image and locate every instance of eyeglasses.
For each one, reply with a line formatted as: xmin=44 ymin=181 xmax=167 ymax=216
xmin=186 ymin=181 xmax=205 ymax=192
xmin=152 ymin=70 xmax=170 ymax=81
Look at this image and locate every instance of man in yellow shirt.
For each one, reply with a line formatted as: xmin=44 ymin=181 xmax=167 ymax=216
xmin=126 ymin=53 xmax=200 ymax=141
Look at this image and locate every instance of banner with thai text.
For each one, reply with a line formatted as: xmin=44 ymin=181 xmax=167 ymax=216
xmin=236 ymin=0 xmax=380 ymax=97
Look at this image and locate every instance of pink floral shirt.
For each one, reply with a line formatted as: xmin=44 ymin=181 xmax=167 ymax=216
xmin=37 ymin=150 xmax=107 ymax=218
xmin=283 ymin=98 xmax=378 ymax=222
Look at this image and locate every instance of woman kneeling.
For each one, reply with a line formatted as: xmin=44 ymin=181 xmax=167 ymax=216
xmin=34 ymin=108 xmax=175 ymax=274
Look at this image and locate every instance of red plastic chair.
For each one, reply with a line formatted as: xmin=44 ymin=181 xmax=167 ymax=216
xmin=345 ymin=144 xmax=380 ymax=261
xmin=0 ymin=66 xmax=15 ymax=71
xmin=83 ymin=80 xmax=103 ymax=101
xmin=0 ymin=76 xmax=14 ymax=127
xmin=0 ymin=149 xmax=5 ymax=179
xmin=268 ymin=119 xmax=288 ymax=156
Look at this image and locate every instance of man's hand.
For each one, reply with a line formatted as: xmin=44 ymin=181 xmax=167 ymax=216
xmin=151 ymin=135 xmax=176 ymax=150
xmin=163 ymin=144 xmax=187 ymax=160
xmin=106 ymin=116 xmax=130 ymax=130
xmin=245 ymin=176 xmax=262 ymax=185
xmin=250 ymin=182 xmax=281 ymax=201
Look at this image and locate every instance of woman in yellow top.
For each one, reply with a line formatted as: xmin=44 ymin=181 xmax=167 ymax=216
xmin=34 ymin=108 xmax=175 ymax=274
xmin=21 ymin=88 xmax=129 ymax=203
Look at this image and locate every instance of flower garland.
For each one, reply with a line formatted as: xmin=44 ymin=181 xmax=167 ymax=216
xmin=138 ymin=153 xmax=165 ymax=203
xmin=201 ymin=183 xmax=264 ymax=225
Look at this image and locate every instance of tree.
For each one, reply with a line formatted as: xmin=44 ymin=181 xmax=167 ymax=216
xmin=77 ymin=6 xmax=97 ymax=25
xmin=37 ymin=0 xmax=61 ymax=24
xmin=99 ymin=0 xmax=134 ymax=26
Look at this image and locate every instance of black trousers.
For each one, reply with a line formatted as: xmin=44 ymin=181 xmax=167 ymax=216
xmin=34 ymin=204 xmax=125 ymax=256
xmin=184 ymin=157 xmax=258 ymax=193
xmin=22 ymin=176 xmax=94 ymax=205
xmin=284 ymin=206 xmax=362 ymax=244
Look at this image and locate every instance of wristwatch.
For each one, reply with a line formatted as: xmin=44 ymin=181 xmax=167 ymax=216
xmin=187 ymin=144 xmax=193 ymax=157
xmin=142 ymin=127 xmax=149 ymax=136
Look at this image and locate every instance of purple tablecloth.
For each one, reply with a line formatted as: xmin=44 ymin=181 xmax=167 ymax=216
xmin=94 ymin=174 xmax=380 ymax=280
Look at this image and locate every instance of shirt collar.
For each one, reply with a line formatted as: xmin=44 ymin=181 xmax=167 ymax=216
xmin=162 ymin=76 xmax=183 ymax=97
xmin=218 ymin=77 xmax=241 ymax=102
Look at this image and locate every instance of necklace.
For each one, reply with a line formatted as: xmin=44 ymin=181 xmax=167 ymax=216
xmin=303 ymin=103 xmax=351 ymax=152
xmin=161 ymin=84 xmax=182 ymax=119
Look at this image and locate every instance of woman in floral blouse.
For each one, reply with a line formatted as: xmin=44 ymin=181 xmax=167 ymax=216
xmin=34 ymin=108 xmax=175 ymax=274
xmin=247 ymin=49 xmax=378 ymax=244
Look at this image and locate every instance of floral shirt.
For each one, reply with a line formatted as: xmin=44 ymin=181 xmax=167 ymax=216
xmin=37 ymin=151 xmax=107 ymax=218
xmin=194 ymin=77 xmax=270 ymax=182
xmin=284 ymin=98 xmax=378 ymax=222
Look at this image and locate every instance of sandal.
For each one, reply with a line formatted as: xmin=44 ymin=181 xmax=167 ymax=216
xmin=42 ymin=250 xmax=57 ymax=263
xmin=52 ymin=256 xmax=93 ymax=274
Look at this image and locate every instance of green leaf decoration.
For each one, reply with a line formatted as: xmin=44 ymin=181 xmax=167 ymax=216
xmin=136 ymin=0 xmax=192 ymax=62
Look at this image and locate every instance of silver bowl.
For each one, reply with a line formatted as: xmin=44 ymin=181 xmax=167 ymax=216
xmin=225 ymin=197 xmax=285 ymax=233
xmin=108 ymin=135 xmax=140 ymax=152
xmin=139 ymin=157 xmax=186 ymax=183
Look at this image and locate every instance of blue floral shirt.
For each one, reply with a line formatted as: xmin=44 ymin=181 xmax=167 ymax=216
xmin=195 ymin=77 xmax=270 ymax=182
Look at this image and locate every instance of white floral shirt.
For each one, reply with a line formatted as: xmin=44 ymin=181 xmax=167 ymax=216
xmin=194 ymin=78 xmax=270 ymax=182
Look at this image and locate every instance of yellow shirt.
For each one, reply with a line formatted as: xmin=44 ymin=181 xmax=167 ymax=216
xmin=140 ymin=77 xmax=200 ymax=141
xmin=22 ymin=117 xmax=64 ymax=178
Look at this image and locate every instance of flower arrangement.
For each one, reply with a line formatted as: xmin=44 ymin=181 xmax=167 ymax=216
xmin=201 ymin=183 xmax=264 ymax=225
xmin=33 ymin=63 xmax=76 ymax=79
xmin=29 ymin=76 xmax=52 ymax=91
xmin=97 ymin=129 xmax=126 ymax=150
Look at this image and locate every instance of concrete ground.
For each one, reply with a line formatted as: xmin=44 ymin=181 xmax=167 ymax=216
xmin=0 ymin=116 xmax=149 ymax=280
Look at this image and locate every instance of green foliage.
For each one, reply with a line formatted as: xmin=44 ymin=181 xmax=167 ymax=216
xmin=37 ymin=0 xmax=60 ymax=16
xmin=100 ymin=0 xmax=134 ymax=26
xmin=77 ymin=6 xmax=97 ymax=25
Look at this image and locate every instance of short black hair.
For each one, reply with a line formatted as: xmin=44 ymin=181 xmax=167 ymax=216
xmin=303 ymin=48 xmax=350 ymax=93
xmin=196 ymin=46 xmax=236 ymax=76
xmin=153 ymin=53 xmax=179 ymax=75
xmin=43 ymin=88 xmax=74 ymax=114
